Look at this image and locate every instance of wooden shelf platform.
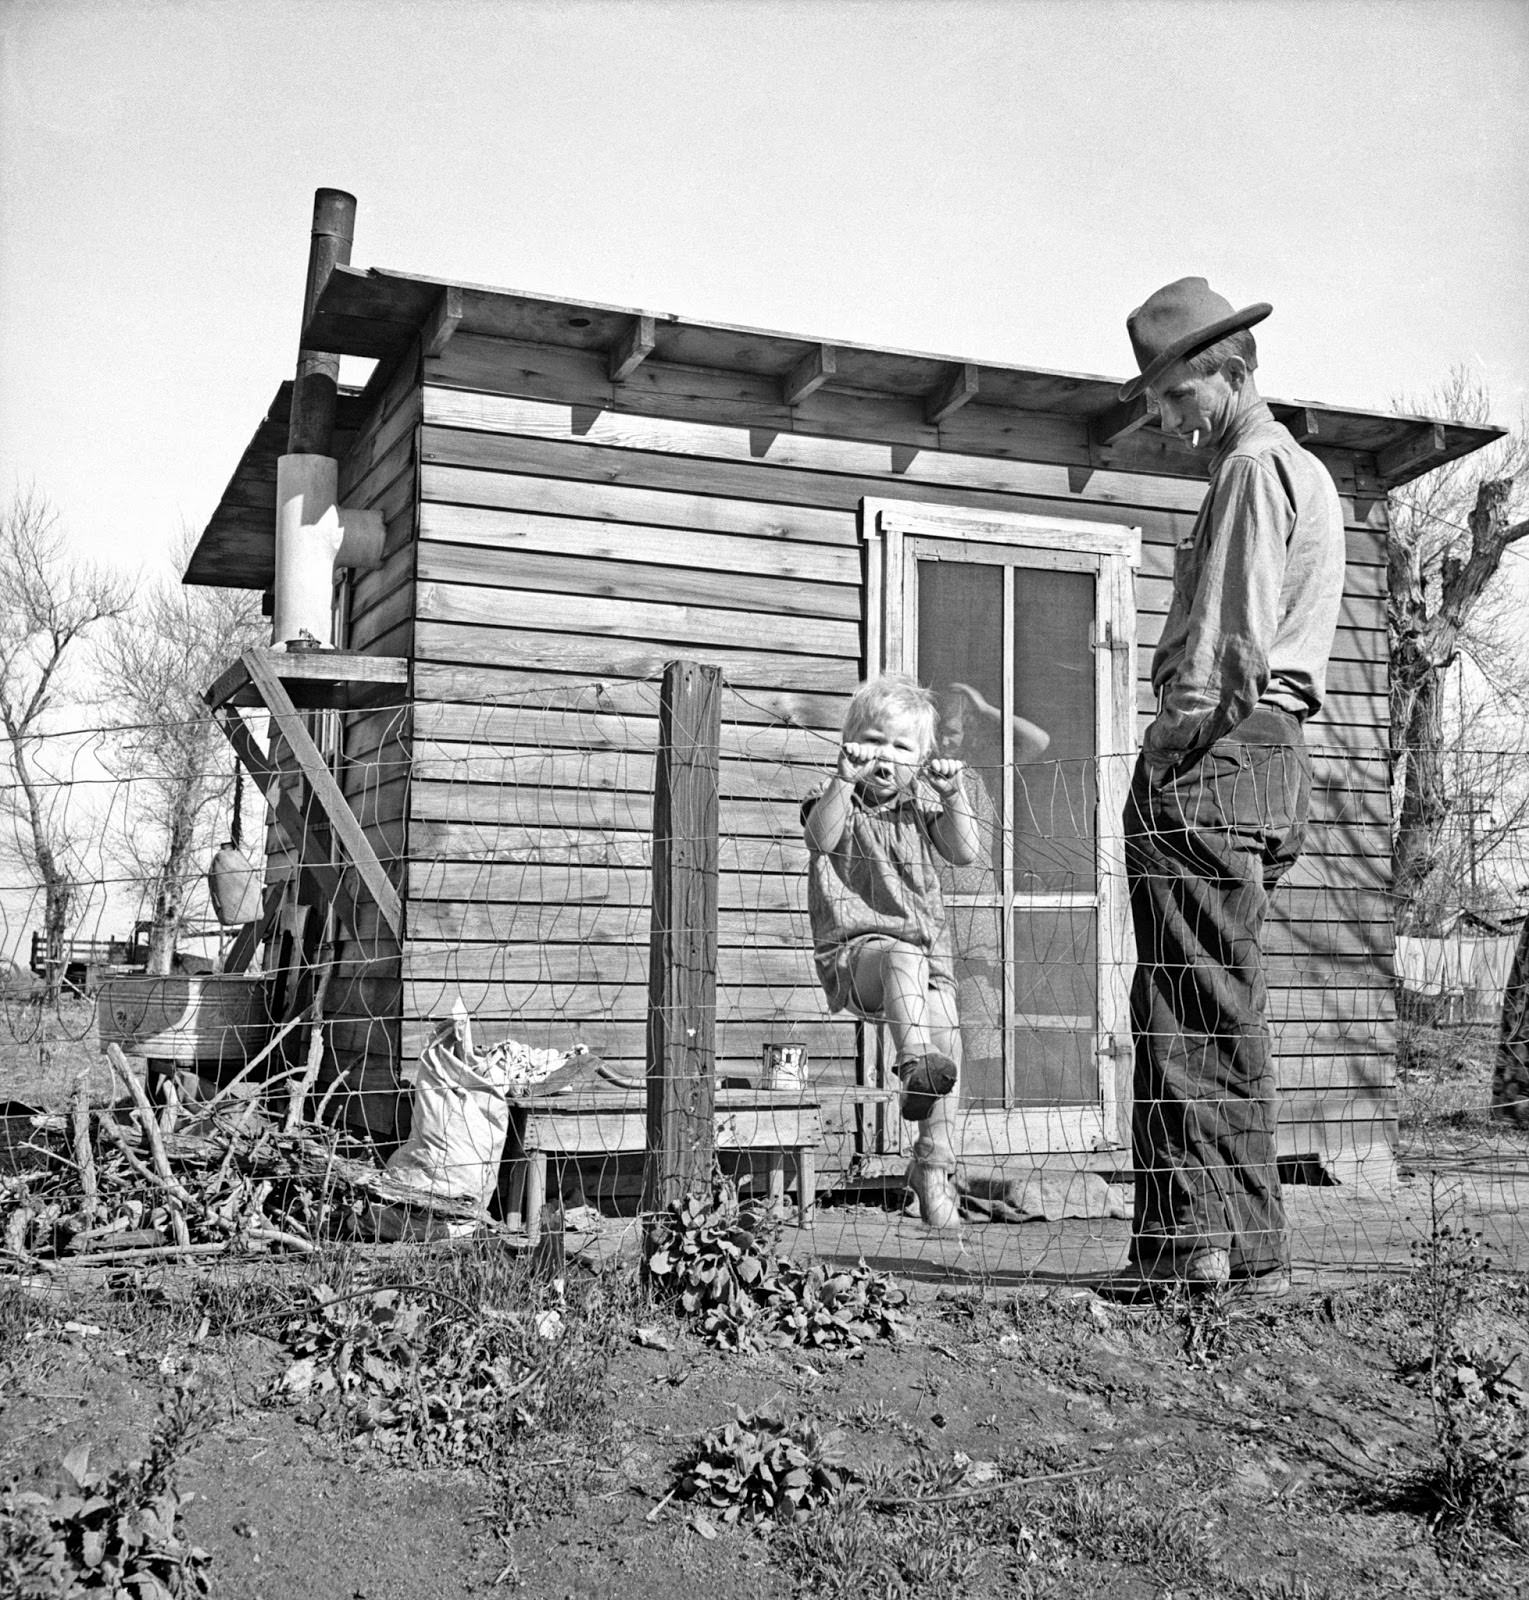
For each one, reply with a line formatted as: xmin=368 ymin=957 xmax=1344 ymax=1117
xmin=205 ymin=649 xmax=408 ymax=712
xmin=511 ymin=1087 xmax=822 ymax=1242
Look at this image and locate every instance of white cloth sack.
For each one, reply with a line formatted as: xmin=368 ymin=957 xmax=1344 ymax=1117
xmin=385 ymin=1002 xmax=512 ymax=1206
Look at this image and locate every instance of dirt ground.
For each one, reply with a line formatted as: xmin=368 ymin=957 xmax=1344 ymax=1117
xmin=4 ymin=1012 xmax=1529 ymax=1598
xmin=3 ymin=1196 xmax=1527 ymax=1599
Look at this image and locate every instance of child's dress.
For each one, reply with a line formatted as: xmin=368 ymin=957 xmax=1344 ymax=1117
xmin=801 ymin=779 xmax=955 ymax=1014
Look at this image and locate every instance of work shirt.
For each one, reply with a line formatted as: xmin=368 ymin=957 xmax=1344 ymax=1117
xmin=1145 ymin=399 xmax=1345 ymax=766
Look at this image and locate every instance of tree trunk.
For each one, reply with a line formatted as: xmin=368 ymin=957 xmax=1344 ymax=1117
xmin=1387 ymin=479 xmax=1529 ymax=933
xmin=1392 ymin=666 xmax=1448 ymax=934
xmin=145 ymin=769 xmax=205 ymax=976
xmin=42 ymin=870 xmax=73 ymax=1005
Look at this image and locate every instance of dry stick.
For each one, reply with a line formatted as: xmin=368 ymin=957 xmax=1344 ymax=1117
xmin=158 ymin=1071 xmax=181 ymax=1137
xmin=209 ymin=1066 xmax=315 ymax=1189
xmin=867 ymin=1462 xmax=1105 ymax=1509
xmin=314 ymin=1133 xmax=341 ymax=1240
xmin=200 ymin=1014 xmax=311 ymax=1114
xmin=644 ymin=1486 xmax=681 ymax=1524
xmin=312 ymin=1072 xmax=346 ymax=1124
xmin=95 ymin=1118 xmax=201 ymax=1212
xmin=218 ymin=1281 xmax=484 ymax=1339
xmin=37 ymin=1242 xmax=248 ymax=1269
xmin=245 ymin=1222 xmax=317 ymax=1254
xmin=106 ymin=1044 xmax=192 ymax=1248
xmin=285 ymin=952 xmax=336 ymax=1133
xmin=69 ymin=1063 xmax=97 ymax=1215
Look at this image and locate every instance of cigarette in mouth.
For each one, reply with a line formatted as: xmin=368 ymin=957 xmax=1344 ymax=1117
xmin=1190 ymin=428 xmax=1200 ymax=448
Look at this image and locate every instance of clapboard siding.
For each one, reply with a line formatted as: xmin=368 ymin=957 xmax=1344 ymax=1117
xmin=314 ymin=356 xmax=1400 ymax=1167
xmin=420 ymin=425 xmax=1387 ymax=570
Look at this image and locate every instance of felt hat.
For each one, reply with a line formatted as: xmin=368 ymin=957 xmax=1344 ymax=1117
xmin=1119 ymin=277 xmax=1271 ymax=402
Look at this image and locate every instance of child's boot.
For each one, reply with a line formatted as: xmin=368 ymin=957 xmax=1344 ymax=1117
xmin=896 ymin=1050 xmax=958 ymax=1121
xmin=906 ymin=1161 xmax=960 ymax=1230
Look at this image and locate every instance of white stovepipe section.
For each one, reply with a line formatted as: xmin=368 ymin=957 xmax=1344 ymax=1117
xmin=274 ymin=453 xmax=344 ymax=647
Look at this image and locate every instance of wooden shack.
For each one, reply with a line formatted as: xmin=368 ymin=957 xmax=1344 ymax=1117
xmin=185 ymin=204 xmax=1501 ymax=1192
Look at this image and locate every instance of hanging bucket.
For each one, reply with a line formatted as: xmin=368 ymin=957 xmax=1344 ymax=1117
xmin=208 ymin=843 xmax=262 ymax=926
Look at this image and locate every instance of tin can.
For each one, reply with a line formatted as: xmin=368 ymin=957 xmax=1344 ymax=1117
xmin=761 ymin=1042 xmax=808 ymax=1091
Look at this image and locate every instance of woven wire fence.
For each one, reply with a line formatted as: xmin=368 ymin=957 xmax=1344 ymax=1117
xmin=2 ymin=678 xmax=1527 ymax=1286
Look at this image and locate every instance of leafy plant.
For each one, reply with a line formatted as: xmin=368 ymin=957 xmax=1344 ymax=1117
xmin=0 ymin=1390 xmax=211 ymax=1597
xmin=272 ymin=1270 xmax=620 ymax=1470
xmin=764 ymin=1259 xmax=908 ymax=1349
xmin=645 ymin=1180 xmax=908 ymax=1351
xmin=676 ymin=1408 xmax=850 ymax=1524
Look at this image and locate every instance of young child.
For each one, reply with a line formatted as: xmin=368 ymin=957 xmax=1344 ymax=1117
xmin=801 ymin=674 xmax=979 ymax=1227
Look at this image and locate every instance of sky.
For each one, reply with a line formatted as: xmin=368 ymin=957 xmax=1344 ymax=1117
xmin=2 ymin=0 xmax=1527 ymax=577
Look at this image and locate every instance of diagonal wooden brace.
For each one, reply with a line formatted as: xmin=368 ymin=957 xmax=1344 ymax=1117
xmin=209 ymin=705 xmax=360 ymax=930
xmin=223 ymin=881 xmax=287 ymax=974
xmin=210 ymin=650 xmax=403 ymax=942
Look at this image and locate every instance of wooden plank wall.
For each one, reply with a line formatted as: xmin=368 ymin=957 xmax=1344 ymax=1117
xmin=326 ymin=342 xmax=422 ymax=1136
xmin=394 ymin=331 xmax=1394 ymax=1173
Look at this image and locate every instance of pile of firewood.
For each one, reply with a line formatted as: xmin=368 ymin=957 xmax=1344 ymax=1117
xmin=1 ymin=1044 xmax=489 ymax=1269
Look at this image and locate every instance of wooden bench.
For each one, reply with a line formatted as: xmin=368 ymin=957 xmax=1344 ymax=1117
xmin=511 ymin=1087 xmax=821 ymax=1244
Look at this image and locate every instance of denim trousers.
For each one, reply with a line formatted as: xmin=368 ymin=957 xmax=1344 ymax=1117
xmin=1123 ymin=707 xmax=1310 ymax=1277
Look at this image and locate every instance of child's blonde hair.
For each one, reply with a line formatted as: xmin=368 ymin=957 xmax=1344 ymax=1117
xmin=842 ymin=673 xmax=938 ymax=757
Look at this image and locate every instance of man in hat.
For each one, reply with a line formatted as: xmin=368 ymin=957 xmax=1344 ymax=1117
xmin=1115 ymin=278 xmax=1345 ymax=1297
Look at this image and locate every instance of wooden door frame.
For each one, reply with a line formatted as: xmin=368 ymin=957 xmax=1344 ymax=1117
xmin=860 ymin=499 xmax=1141 ymax=1158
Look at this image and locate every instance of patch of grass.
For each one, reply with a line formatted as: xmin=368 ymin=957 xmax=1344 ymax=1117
xmin=0 ymin=1278 xmax=47 ymax=1349
xmin=774 ymin=1452 xmax=1080 ymax=1600
xmin=1397 ymin=1019 xmax=1519 ymax=1143
xmin=1047 ymin=1476 xmax=1218 ymax=1580
xmin=0 ymin=1386 xmax=212 ymax=1597
xmin=0 ymin=1000 xmax=108 ymax=1110
xmin=775 ymin=1460 xmax=1348 ymax=1600
xmin=775 ymin=1489 xmax=991 ymax=1599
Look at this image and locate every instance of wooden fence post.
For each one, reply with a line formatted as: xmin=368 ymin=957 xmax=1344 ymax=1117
xmin=643 ymin=660 xmax=721 ymax=1213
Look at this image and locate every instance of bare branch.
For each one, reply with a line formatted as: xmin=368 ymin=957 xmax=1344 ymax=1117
xmin=96 ymin=530 xmax=266 ymax=973
xmin=1387 ymin=373 xmax=1529 ymax=932
xmin=0 ymin=487 xmax=133 ymax=999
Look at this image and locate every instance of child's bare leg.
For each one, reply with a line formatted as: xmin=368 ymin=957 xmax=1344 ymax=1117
xmin=914 ymin=984 xmax=962 ymax=1172
xmin=846 ymin=941 xmax=957 ymax=1120
xmin=848 ymin=940 xmax=932 ymax=1063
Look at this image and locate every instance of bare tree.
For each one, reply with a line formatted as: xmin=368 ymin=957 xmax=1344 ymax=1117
xmin=97 ymin=535 xmax=266 ymax=974
xmin=0 ymin=488 xmax=131 ymax=1001
xmin=1388 ymin=368 xmax=1529 ymax=932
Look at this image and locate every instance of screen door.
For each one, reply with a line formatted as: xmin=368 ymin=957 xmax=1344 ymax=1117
xmin=864 ymin=502 xmax=1139 ymax=1157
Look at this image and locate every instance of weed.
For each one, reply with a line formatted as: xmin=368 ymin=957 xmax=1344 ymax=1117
xmin=0 ymin=1387 xmax=212 ymax=1597
xmin=645 ymin=1179 xmax=907 ymax=1351
xmin=838 ymin=1399 xmax=896 ymax=1432
xmin=675 ymin=1408 xmax=851 ymax=1524
xmin=1179 ymin=1285 xmax=1232 ymax=1367
xmin=1383 ymin=1179 xmax=1529 ymax=1557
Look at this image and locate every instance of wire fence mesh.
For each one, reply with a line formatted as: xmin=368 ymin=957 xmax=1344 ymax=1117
xmin=2 ymin=678 xmax=1527 ymax=1286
